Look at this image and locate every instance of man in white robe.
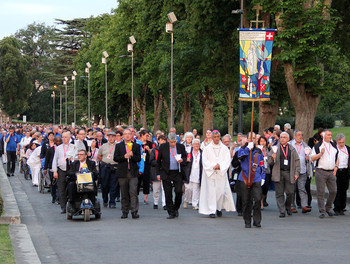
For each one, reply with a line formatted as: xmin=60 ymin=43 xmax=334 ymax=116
xmin=27 ymin=143 xmax=42 ymax=190
xmin=199 ymin=130 xmax=236 ymax=218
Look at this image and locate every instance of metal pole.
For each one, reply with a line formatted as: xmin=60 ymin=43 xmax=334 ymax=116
xmin=53 ymin=93 xmax=55 ymax=124
xmin=170 ymin=32 xmax=174 ymax=128
xmin=238 ymin=0 xmax=244 ymax=133
xmin=131 ymin=51 xmax=134 ymax=127
xmin=105 ymin=63 xmax=108 ymax=128
xmin=74 ymin=78 xmax=76 ymax=125
xmin=88 ymin=71 xmax=91 ymax=127
xmin=60 ymin=91 xmax=62 ymax=125
xmin=65 ymin=83 xmax=67 ymax=125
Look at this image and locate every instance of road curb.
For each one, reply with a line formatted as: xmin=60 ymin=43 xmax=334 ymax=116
xmin=0 ymin=163 xmax=41 ymax=263
xmin=0 ymin=163 xmax=20 ymax=224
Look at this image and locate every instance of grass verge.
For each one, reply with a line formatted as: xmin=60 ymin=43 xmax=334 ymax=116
xmin=0 ymin=225 xmax=15 ymax=264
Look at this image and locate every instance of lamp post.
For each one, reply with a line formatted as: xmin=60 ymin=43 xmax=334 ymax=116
xmin=166 ymin=12 xmax=177 ymax=128
xmin=51 ymin=91 xmax=55 ymax=124
xmin=86 ymin=62 xmax=92 ymax=127
xmin=129 ymin=36 xmax=136 ymax=126
xmin=72 ymin=70 xmax=77 ymax=126
xmin=102 ymin=51 xmax=109 ymax=128
xmin=232 ymin=1 xmax=244 ymax=133
xmin=64 ymin=76 xmax=68 ymax=125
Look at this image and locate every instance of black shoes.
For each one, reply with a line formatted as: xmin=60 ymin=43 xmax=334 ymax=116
xmin=279 ymin=212 xmax=286 ymax=218
xmin=61 ymin=208 xmax=66 ymax=214
xmin=167 ymin=215 xmax=176 ymax=219
xmin=121 ymin=213 xmax=128 ymax=219
xmin=131 ymin=212 xmax=139 ymax=219
xmin=175 ymin=210 xmax=179 ymax=217
xmin=245 ymin=224 xmax=251 ymax=228
xmin=103 ymin=203 xmax=108 ymax=208
xmin=326 ymin=211 xmax=334 ymax=217
xmin=216 ymin=210 xmax=222 ymax=217
xmin=116 ymin=198 xmax=120 ymax=202
xmin=253 ymin=223 xmax=261 ymax=228
xmin=153 ymin=204 xmax=158 ymax=209
xmin=319 ymin=213 xmax=325 ymax=219
xmin=163 ymin=206 xmax=167 ymax=210
xmin=209 ymin=214 xmax=216 ymax=218
xmin=286 ymin=210 xmax=292 ymax=216
xmin=6 ymin=173 xmax=10 ymax=177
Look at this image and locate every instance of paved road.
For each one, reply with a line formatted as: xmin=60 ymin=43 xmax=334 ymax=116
xmin=8 ymin=169 xmax=350 ymax=264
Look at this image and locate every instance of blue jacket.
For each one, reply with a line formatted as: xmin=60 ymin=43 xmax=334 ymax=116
xmin=237 ymin=146 xmax=265 ymax=183
xmin=135 ymin=139 xmax=144 ymax=174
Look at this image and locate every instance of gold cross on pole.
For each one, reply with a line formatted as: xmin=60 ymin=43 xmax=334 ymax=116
xmin=250 ymin=4 xmax=265 ymax=29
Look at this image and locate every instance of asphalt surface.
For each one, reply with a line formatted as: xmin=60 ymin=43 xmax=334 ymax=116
xmin=8 ymin=170 xmax=350 ymax=264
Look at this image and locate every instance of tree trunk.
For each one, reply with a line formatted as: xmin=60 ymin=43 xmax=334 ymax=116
xmin=227 ymin=87 xmax=235 ymax=136
xmin=93 ymin=115 xmax=100 ymax=125
xmin=199 ymin=85 xmax=214 ymax=134
xmin=163 ymin=98 xmax=171 ymax=129
xmin=258 ymin=101 xmax=279 ymax=135
xmin=283 ymin=63 xmax=321 ymax=138
xmin=140 ymin=85 xmax=147 ymax=128
xmin=183 ymin=92 xmax=191 ymax=132
xmin=153 ymin=94 xmax=163 ymax=134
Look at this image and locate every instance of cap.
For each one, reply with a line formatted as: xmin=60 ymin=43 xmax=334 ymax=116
xmin=107 ymin=131 xmax=116 ymax=136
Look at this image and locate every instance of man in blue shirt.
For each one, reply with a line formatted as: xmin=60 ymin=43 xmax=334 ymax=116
xmin=5 ymin=126 xmax=20 ymax=176
xmin=238 ymin=132 xmax=265 ymax=228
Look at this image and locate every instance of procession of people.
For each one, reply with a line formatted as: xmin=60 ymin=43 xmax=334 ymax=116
xmin=1 ymin=122 xmax=349 ymax=228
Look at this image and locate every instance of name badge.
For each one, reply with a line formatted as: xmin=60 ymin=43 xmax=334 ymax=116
xmin=107 ymin=154 xmax=111 ymax=159
xmin=284 ymin=159 xmax=289 ymax=166
xmin=142 ymin=153 xmax=146 ymax=161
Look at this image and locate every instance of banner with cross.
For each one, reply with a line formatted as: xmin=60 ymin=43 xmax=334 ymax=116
xmin=239 ymin=28 xmax=276 ymax=101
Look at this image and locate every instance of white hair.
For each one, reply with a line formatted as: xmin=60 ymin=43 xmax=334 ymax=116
xmin=183 ymin=132 xmax=194 ymax=142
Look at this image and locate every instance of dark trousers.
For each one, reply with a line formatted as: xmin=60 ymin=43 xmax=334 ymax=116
xmin=334 ymin=169 xmax=349 ymax=212
xmin=100 ymin=166 xmax=119 ymax=206
xmin=6 ymin=151 xmax=16 ymax=174
xmin=118 ymin=173 xmax=139 ymax=213
xmin=262 ymin=173 xmax=272 ymax=196
xmin=235 ymin=181 xmax=243 ymax=213
xmin=67 ymin=182 xmax=96 ymax=205
xmin=48 ymin=171 xmax=59 ymax=202
xmin=241 ymin=181 xmax=262 ymax=225
xmin=137 ymin=164 xmax=150 ymax=195
xmin=275 ymin=170 xmax=294 ymax=213
xmin=57 ymin=169 xmax=68 ymax=210
xmin=162 ymin=170 xmax=183 ymax=216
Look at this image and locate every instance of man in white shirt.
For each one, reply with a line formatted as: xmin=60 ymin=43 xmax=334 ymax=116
xmin=333 ymin=133 xmax=350 ymax=215
xmin=311 ymin=130 xmax=339 ymax=218
xmin=52 ymin=131 xmax=75 ymax=214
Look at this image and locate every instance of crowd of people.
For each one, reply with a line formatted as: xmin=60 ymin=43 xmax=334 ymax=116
xmin=0 ymin=122 xmax=348 ymax=228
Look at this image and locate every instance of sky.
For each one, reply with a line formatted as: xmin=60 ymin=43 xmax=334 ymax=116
xmin=0 ymin=0 xmax=118 ymax=39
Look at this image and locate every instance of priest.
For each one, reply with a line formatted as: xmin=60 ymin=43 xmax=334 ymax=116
xmin=199 ymin=130 xmax=236 ymax=218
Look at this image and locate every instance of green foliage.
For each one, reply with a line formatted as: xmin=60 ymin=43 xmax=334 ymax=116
xmin=314 ymin=114 xmax=335 ymax=129
xmin=340 ymin=102 xmax=350 ymax=126
xmin=0 ymin=37 xmax=31 ymax=116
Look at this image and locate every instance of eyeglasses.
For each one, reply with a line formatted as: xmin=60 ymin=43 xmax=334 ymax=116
xmin=77 ymin=154 xmax=86 ymax=156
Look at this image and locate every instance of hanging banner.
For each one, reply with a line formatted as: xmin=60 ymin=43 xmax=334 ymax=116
xmin=239 ymin=28 xmax=277 ymax=101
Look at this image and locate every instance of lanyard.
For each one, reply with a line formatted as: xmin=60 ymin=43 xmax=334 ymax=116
xmin=281 ymin=145 xmax=289 ymax=159
xmin=108 ymin=143 xmax=115 ymax=154
xmin=324 ymin=142 xmax=331 ymax=155
xmin=63 ymin=144 xmax=69 ymax=158
xmin=262 ymin=148 xmax=266 ymax=157
xmin=193 ymin=151 xmax=199 ymax=159
xmin=337 ymin=145 xmax=348 ymax=156
xmin=294 ymin=143 xmax=302 ymax=155
xmin=170 ymin=146 xmax=177 ymax=160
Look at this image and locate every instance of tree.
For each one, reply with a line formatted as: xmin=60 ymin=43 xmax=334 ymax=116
xmin=257 ymin=0 xmax=339 ymax=138
xmin=0 ymin=37 xmax=31 ymax=120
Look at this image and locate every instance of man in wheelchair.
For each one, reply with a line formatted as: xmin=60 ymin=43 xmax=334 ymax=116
xmin=66 ymin=149 xmax=98 ymax=212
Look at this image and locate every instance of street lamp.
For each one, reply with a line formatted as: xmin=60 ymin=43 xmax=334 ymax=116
xmin=86 ymin=62 xmax=92 ymax=127
xmin=128 ymin=36 xmax=136 ymax=126
xmin=166 ymin=12 xmax=177 ymax=128
xmin=51 ymin=91 xmax=55 ymax=124
xmin=64 ymin=76 xmax=68 ymax=125
xmin=102 ymin=51 xmax=109 ymax=128
xmin=232 ymin=1 xmax=244 ymax=133
xmin=72 ymin=70 xmax=77 ymax=126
